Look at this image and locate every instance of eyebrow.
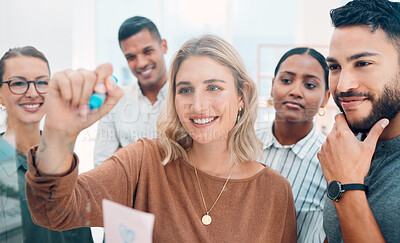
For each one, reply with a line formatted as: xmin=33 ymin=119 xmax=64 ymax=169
xmin=8 ymin=75 xmax=49 ymax=80
xmin=124 ymin=45 xmax=154 ymax=58
xmin=176 ymin=79 xmax=226 ymax=87
xmin=125 ymin=53 xmax=135 ymax=58
xmin=143 ymin=46 xmax=154 ymax=52
xmin=204 ymin=79 xmax=226 ymax=84
xmin=176 ymin=81 xmax=191 ymax=87
xmin=326 ymin=52 xmax=378 ymax=63
xmin=280 ymin=71 xmax=321 ymax=80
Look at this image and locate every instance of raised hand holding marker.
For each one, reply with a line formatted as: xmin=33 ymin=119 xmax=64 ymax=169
xmin=88 ymin=75 xmax=118 ymax=110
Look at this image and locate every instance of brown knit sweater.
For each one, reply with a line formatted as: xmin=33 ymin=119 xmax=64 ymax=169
xmin=26 ymin=138 xmax=297 ymax=242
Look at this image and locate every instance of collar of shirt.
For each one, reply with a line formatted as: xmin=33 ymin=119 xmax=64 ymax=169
xmin=0 ymin=134 xmax=31 ymax=172
xmin=375 ymin=134 xmax=400 ymax=154
xmin=136 ymin=80 xmax=168 ymax=104
xmin=15 ymin=152 xmax=27 ymax=171
xmin=259 ymin=121 xmax=318 ymax=160
xmin=158 ymin=80 xmax=168 ymax=101
xmin=0 ymin=136 xmax=27 ymax=175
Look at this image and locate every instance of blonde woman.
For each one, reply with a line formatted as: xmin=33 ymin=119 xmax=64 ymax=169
xmin=26 ymin=36 xmax=296 ymax=242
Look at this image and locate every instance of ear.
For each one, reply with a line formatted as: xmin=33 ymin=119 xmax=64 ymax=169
xmin=270 ymin=78 xmax=275 ymax=97
xmin=0 ymin=87 xmax=4 ymax=104
xmin=238 ymin=82 xmax=250 ymax=107
xmin=161 ymin=39 xmax=168 ymax=54
xmin=321 ymin=90 xmax=331 ymax=108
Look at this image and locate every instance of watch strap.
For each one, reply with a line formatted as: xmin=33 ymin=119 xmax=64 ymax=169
xmin=342 ymin=183 xmax=368 ymax=193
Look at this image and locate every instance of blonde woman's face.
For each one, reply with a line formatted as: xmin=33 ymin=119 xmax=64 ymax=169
xmin=174 ymin=56 xmax=243 ymax=144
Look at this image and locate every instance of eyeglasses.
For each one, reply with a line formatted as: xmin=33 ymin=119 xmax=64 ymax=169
xmin=0 ymin=79 xmax=49 ymax=95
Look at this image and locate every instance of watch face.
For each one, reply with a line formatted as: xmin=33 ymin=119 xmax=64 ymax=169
xmin=327 ymin=181 xmax=342 ymax=201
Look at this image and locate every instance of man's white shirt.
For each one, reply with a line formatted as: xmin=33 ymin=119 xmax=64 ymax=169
xmin=94 ymin=82 xmax=168 ymax=166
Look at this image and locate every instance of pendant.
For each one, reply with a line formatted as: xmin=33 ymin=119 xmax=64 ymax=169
xmin=202 ymin=214 xmax=212 ymax=225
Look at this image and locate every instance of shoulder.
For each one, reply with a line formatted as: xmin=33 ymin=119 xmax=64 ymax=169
xmin=116 ymin=83 xmax=141 ymax=104
xmin=0 ymin=137 xmax=17 ymax=162
xmin=255 ymin=122 xmax=274 ymax=145
xmin=160 ymin=81 xmax=169 ymax=94
xmin=112 ymin=138 xmax=164 ymax=165
xmin=122 ymin=83 xmax=140 ymax=95
xmin=257 ymin=164 xmax=292 ymax=193
xmin=263 ymin=166 xmax=291 ymax=185
xmin=369 ymin=150 xmax=400 ymax=184
xmin=118 ymin=137 xmax=163 ymax=154
xmin=313 ymin=127 xmax=326 ymax=146
xmin=294 ymin=125 xmax=326 ymax=157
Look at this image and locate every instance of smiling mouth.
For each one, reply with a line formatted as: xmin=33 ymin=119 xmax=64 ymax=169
xmin=140 ymin=69 xmax=152 ymax=75
xmin=339 ymin=97 xmax=368 ymax=110
xmin=137 ymin=65 xmax=155 ymax=77
xmin=191 ymin=117 xmax=218 ymax=125
xmin=20 ymin=103 xmax=42 ymax=109
xmin=339 ymin=97 xmax=368 ymax=102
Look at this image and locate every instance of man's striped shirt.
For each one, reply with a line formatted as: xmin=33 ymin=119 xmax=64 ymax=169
xmin=256 ymin=122 xmax=327 ymax=243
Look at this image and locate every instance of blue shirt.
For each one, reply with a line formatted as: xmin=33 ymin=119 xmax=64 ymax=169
xmin=0 ymin=136 xmax=93 ymax=243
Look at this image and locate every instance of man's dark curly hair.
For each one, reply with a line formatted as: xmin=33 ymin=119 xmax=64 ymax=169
xmin=330 ymin=0 xmax=400 ymax=52
xmin=118 ymin=16 xmax=161 ymax=45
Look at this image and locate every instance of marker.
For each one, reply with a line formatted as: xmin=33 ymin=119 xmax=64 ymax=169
xmin=88 ymin=75 xmax=118 ymax=110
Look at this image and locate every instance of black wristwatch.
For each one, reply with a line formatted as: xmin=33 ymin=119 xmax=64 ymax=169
xmin=327 ymin=181 xmax=368 ymax=201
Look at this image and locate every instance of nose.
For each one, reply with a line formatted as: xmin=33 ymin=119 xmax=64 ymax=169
xmin=136 ymin=54 xmax=149 ymax=69
xmin=335 ymin=69 xmax=359 ymax=93
xmin=25 ymin=82 xmax=39 ymax=98
xmin=192 ymin=90 xmax=208 ymax=114
xmin=289 ymin=80 xmax=303 ymax=98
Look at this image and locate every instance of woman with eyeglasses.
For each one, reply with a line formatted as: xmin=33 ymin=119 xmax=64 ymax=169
xmin=0 ymin=46 xmax=93 ymax=243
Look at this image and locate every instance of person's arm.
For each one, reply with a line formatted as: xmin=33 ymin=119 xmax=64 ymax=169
xmin=25 ymin=64 xmax=124 ymax=230
xmin=317 ymin=114 xmax=389 ymax=242
xmin=93 ymin=112 xmax=120 ymax=167
xmin=36 ymin=64 xmax=123 ymax=176
xmin=26 ymin=141 xmax=142 ymax=230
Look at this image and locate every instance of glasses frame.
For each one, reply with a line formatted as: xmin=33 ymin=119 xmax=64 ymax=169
xmin=0 ymin=79 xmax=49 ymax=95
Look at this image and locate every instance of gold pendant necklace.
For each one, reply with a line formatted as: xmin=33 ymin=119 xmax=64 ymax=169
xmin=193 ymin=161 xmax=234 ymax=226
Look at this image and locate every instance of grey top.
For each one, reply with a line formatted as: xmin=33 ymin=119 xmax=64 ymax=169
xmin=324 ymin=135 xmax=400 ymax=243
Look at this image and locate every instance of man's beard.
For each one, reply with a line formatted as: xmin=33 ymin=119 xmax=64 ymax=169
xmin=334 ymin=73 xmax=400 ymax=134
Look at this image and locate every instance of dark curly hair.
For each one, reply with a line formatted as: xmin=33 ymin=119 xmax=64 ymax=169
xmin=118 ymin=16 xmax=161 ymax=44
xmin=330 ymin=0 xmax=400 ymax=52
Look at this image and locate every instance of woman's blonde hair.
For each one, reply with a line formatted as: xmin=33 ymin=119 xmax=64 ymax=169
xmin=157 ymin=35 xmax=262 ymax=164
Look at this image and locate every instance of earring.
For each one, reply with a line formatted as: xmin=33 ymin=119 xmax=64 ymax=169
xmin=237 ymin=106 xmax=244 ymax=122
xmin=0 ymin=104 xmax=6 ymax=111
xmin=318 ymin=107 xmax=326 ymax=116
xmin=267 ymin=96 xmax=274 ymax=107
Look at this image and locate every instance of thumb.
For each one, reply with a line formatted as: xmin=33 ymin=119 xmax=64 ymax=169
xmin=94 ymin=63 xmax=113 ymax=94
xmin=96 ymin=76 xmax=123 ymax=116
xmin=364 ymin=118 xmax=389 ymax=146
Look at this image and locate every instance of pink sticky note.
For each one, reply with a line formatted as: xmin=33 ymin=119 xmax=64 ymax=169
xmin=103 ymin=199 xmax=155 ymax=243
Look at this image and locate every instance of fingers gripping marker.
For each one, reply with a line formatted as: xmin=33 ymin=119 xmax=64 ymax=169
xmin=88 ymin=76 xmax=118 ymax=110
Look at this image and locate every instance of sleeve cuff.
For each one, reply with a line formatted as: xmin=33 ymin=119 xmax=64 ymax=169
xmin=26 ymin=145 xmax=80 ymax=200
